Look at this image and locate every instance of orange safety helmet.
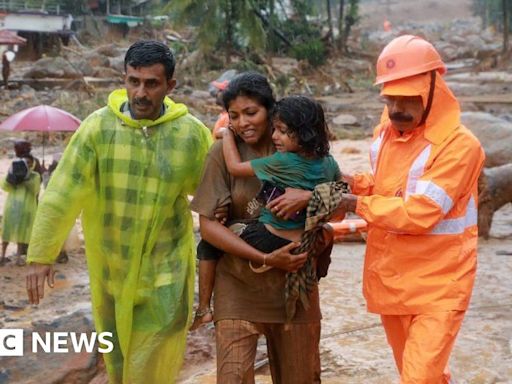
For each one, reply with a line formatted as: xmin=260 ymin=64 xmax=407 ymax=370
xmin=375 ymin=35 xmax=446 ymax=85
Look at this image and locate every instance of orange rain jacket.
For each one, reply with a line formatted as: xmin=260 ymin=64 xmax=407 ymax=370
xmin=353 ymin=72 xmax=485 ymax=315
xmin=212 ymin=110 xmax=230 ymax=139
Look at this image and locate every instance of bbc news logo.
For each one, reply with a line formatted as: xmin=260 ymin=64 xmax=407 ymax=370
xmin=0 ymin=329 xmax=23 ymax=356
xmin=0 ymin=329 xmax=114 ymax=356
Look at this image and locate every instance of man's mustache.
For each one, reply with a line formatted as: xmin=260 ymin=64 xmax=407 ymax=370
xmin=133 ymin=98 xmax=152 ymax=106
xmin=389 ymin=112 xmax=413 ymax=122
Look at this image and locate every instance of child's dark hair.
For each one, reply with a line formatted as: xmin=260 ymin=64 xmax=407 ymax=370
xmin=124 ymin=40 xmax=176 ymax=79
xmin=222 ymin=72 xmax=275 ymax=112
xmin=272 ymin=95 xmax=330 ymax=158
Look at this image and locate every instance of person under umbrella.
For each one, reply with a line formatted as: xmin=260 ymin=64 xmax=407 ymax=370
xmin=13 ymin=139 xmax=44 ymax=179
xmin=1 ymin=147 xmax=41 ymax=266
xmin=2 ymin=50 xmax=14 ymax=88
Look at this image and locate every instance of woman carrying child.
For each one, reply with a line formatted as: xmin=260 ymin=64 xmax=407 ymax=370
xmin=190 ymin=72 xmax=341 ymax=383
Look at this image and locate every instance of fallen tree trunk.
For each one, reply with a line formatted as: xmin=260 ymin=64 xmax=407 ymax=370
xmin=461 ymin=112 xmax=512 ymax=167
xmin=478 ymin=163 xmax=512 ymax=238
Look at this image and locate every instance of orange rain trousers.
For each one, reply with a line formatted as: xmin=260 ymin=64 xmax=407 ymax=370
xmin=381 ymin=311 xmax=465 ymax=384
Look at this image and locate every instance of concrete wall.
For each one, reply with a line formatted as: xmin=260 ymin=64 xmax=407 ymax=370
xmin=2 ymin=13 xmax=72 ymax=33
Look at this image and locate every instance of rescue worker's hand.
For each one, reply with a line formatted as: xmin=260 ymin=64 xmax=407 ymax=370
xmin=267 ymin=188 xmax=312 ymax=220
xmin=213 ymin=204 xmax=229 ymax=225
xmin=26 ymin=262 xmax=55 ymax=305
xmin=266 ymin=242 xmax=307 ymax=272
xmin=340 ymin=194 xmax=358 ymax=212
xmin=330 ymin=208 xmax=346 ymax=222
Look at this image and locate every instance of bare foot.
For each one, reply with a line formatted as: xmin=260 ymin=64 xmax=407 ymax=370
xmin=190 ymin=307 xmax=213 ymax=331
xmin=0 ymin=256 xmax=11 ymax=266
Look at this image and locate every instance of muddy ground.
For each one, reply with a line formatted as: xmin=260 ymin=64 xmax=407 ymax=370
xmin=0 ymin=138 xmax=510 ymax=384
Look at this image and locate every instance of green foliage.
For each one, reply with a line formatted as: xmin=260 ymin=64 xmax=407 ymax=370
xmin=167 ymin=0 xmax=266 ymax=62
xmin=290 ymin=0 xmax=315 ymax=20
xmin=165 ymin=0 xmax=363 ymax=66
xmin=346 ymin=0 xmax=360 ymax=22
xmin=473 ymin=0 xmax=512 ymax=30
xmin=291 ymin=38 xmax=327 ymax=67
xmin=274 ymin=73 xmax=291 ymax=96
xmin=231 ymin=58 xmax=263 ymax=73
xmin=266 ymin=1 xmax=329 ymax=66
xmin=347 ymin=72 xmax=374 ymax=91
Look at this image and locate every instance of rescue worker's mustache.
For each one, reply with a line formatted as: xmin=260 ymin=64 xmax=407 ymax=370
xmin=133 ymin=98 xmax=152 ymax=106
xmin=389 ymin=112 xmax=413 ymax=122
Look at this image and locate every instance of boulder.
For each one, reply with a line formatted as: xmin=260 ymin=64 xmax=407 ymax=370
xmin=92 ymin=44 xmax=125 ymax=58
xmin=0 ymin=310 xmax=103 ymax=384
xmin=24 ymin=57 xmax=82 ymax=79
xmin=84 ymin=52 xmax=110 ymax=68
xmin=461 ymin=111 xmax=512 ymax=167
xmin=108 ymin=56 xmax=125 ymax=73
xmin=92 ymin=67 xmax=122 ymax=78
xmin=190 ymin=90 xmax=211 ymax=101
xmin=317 ymin=96 xmax=348 ymax=113
xmin=332 ymin=113 xmax=359 ymax=126
xmin=75 ymin=59 xmax=95 ymax=76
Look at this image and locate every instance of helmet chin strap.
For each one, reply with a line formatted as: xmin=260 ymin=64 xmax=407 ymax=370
xmin=419 ymin=70 xmax=436 ymax=126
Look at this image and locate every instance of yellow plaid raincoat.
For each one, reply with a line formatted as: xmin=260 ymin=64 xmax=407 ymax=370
xmin=27 ymin=89 xmax=212 ymax=383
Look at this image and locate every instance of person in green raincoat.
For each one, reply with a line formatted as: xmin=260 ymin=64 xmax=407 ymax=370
xmin=1 ymin=154 xmax=40 ymax=266
xmin=25 ymin=40 xmax=212 ymax=383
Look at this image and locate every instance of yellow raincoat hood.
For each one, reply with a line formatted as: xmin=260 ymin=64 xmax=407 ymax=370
xmin=108 ymin=88 xmax=188 ymax=128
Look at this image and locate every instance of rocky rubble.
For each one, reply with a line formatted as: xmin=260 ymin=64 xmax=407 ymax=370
xmin=360 ymin=17 xmax=503 ymax=70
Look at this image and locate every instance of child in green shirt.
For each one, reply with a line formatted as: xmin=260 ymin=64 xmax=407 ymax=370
xmin=192 ymin=95 xmax=340 ymax=329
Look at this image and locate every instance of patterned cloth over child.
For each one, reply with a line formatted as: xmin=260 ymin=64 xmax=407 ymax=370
xmin=286 ymin=181 xmax=350 ymax=321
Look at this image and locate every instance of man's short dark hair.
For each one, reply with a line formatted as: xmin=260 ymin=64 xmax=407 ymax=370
xmin=124 ymin=40 xmax=176 ymax=79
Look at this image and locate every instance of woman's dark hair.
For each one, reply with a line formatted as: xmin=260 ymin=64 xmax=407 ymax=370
xmin=222 ymin=72 xmax=275 ymax=112
xmin=124 ymin=40 xmax=176 ymax=79
xmin=272 ymin=95 xmax=330 ymax=158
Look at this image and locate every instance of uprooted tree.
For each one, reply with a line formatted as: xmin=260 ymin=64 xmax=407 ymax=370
xmin=478 ymin=164 xmax=512 ymax=238
xmin=461 ymin=112 xmax=512 ymax=237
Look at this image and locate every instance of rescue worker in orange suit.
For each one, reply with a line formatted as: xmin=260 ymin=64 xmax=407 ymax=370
xmin=333 ymin=35 xmax=485 ymax=383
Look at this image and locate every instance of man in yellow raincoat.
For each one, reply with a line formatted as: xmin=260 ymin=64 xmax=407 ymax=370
xmin=25 ymin=40 xmax=212 ymax=383
xmin=334 ymin=36 xmax=485 ymax=383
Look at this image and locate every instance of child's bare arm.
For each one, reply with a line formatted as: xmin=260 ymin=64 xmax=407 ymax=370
xmin=221 ymin=128 xmax=255 ymax=177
